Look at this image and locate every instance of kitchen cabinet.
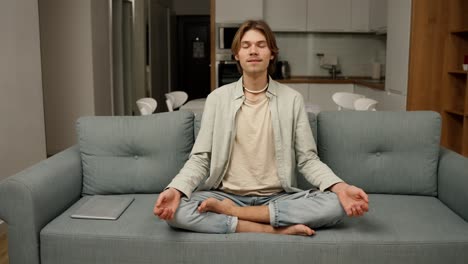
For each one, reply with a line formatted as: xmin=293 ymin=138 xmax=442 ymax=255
xmin=369 ymin=0 xmax=387 ymax=32
xmin=354 ymin=85 xmax=406 ymax=111
xmin=288 ymin=84 xmax=309 ymax=100
xmin=215 ymin=0 xmax=263 ymax=23
xmin=308 ymin=84 xmax=354 ymax=111
xmin=384 ymin=0 xmax=411 ymax=96
xmin=307 ymin=0 xmax=351 ymax=32
xmin=306 ymin=0 xmax=369 ymax=32
xmin=217 ymin=0 xmax=374 ymax=32
xmin=289 ymin=83 xmax=354 ymax=111
xmin=351 ymin=0 xmax=369 ymax=32
xmin=264 ymin=0 xmax=307 ymax=32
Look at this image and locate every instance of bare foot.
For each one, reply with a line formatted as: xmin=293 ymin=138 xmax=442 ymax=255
xmin=198 ymin=198 xmax=237 ymax=215
xmin=275 ymin=224 xmax=315 ymax=236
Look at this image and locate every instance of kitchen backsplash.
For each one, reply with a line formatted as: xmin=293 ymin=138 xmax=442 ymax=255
xmin=275 ymin=32 xmax=387 ymax=77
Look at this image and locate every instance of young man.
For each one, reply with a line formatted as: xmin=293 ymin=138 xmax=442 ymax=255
xmin=154 ymin=20 xmax=369 ymax=236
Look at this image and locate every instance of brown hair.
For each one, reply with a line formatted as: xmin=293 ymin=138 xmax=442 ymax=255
xmin=231 ymin=20 xmax=279 ymax=75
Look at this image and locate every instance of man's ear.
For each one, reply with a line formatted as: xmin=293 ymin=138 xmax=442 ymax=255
xmin=234 ymin=55 xmax=239 ymax=61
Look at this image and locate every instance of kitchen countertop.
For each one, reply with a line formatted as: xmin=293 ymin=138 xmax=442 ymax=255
xmin=277 ymin=76 xmax=385 ymax=90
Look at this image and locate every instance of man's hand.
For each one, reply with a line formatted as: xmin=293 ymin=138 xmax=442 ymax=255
xmin=153 ymin=188 xmax=182 ymax=220
xmin=330 ymin=182 xmax=369 ymax=217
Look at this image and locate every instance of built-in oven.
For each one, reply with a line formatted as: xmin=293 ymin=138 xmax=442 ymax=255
xmin=216 ymin=60 xmax=242 ymax=87
xmin=215 ymin=23 xmax=242 ymax=87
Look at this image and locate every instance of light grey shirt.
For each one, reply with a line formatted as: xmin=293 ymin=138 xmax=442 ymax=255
xmin=167 ymin=77 xmax=343 ymax=198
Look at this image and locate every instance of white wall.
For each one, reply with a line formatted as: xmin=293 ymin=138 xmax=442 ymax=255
xmin=39 ymin=0 xmax=112 ymax=155
xmin=0 ymin=0 xmax=47 ymax=180
xmin=276 ymin=33 xmax=387 ymax=77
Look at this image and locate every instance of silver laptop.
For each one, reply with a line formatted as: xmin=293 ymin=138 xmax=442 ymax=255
xmin=71 ymin=195 xmax=134 ymax=220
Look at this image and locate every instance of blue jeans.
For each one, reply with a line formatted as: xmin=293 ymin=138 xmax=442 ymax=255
xmin=167 ymin=189 xmax=345 ymax=234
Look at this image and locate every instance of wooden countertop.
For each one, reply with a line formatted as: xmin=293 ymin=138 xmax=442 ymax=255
xmin=277 ymin=76 xmax=385 ymax=90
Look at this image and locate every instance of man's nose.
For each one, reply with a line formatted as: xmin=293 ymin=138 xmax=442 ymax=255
xmin=249 ymin=45 xmax=258 ymax=55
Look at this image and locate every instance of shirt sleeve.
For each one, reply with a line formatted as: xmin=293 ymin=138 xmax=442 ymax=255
xmin=292 ymin=94 xmax=344 ymax=191
xmin=166 ymin=93 xmax=217 ymax=198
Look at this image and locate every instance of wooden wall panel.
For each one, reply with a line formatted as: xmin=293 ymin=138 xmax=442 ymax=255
xmin=407 ymin=0 xmax=448 ymax=112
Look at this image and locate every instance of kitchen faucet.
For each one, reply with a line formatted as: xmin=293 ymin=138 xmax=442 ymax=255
xmin=329 ymin=65 xmax=341 ymax=79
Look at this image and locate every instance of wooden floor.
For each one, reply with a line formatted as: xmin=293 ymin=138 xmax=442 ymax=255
xmin=0 ymin=223 xmax=8 ymax=264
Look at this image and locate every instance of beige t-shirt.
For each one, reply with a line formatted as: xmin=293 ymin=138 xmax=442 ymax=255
xmin=220 ymin=94 xmax=284 ymax=196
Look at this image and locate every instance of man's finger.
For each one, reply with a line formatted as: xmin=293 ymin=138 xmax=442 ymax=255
xmin=361 ymin=203 xmax=369 ymax=212
xmin=359 ymin=190 xmax=369 ymax=203
xmin=154 ymin=207 xmax=162 ymax=217
xmin=154 ymin=207 xmax=163 ymax=216
xmin=355 ymin=207 xmax=364 ymax=215
xmin=159 ymin=208 xmax=167 ymax=220
xmin=156 ymin=196 xmax=166 ymax=207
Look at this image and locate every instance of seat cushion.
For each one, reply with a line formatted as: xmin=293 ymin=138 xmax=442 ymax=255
xmin=41 ymin=194 xmax=468 ymax=264
xmin=77 ymin=111 xmax=194 ymax=195
xmin=317 ymin=111 xmax=441 ymax=195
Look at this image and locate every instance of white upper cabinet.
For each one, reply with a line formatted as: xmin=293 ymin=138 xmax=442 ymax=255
xmin=216 ymin=0 xmax=381 ymax=32
xmin=307 ymin=0 xmax=351 ymax=32
xmin=215 ymin=0 xmax=263 ymax=23
xmin=264 ymin=0 xmax=308 ymax=31
xmin=369 ymin=0 xmax=387 ymax=32
xmin=350 ymin=0 xmax=370 ymax=32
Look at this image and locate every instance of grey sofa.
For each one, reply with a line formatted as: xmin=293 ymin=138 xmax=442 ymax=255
xmin=1 ymin=111 xmax=467 ymax=264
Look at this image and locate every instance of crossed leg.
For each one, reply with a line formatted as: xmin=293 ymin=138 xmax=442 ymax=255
xmin=198 ymin=198 xmax=315 ymax=236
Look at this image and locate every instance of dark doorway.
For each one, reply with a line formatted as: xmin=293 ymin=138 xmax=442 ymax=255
xmin=176 ymin=15 xmax=211 ymax=100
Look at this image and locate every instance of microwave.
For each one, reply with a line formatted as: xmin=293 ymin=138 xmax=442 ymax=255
xmin=217 ymin=24 xmax=241 ymax=53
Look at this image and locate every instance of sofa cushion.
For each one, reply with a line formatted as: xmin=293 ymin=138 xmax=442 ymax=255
xmin=41 ymin=194 xmax=468 ymax=264
xmin=77 ymin=111 xmax=194 ymax=195
xmin=317 ymin=111 xmax=440 ymax=195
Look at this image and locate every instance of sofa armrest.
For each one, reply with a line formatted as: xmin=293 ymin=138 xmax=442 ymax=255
xmin=438 ymin=147 xmax=468 ymax=222
xmin=0 ymin=145 xmax=82 ymax=264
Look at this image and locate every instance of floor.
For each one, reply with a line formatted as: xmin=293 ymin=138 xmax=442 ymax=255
xmin=0 ymin=223 xmax=8 ymax=264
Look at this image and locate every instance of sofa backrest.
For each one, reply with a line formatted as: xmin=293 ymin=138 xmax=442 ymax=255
xmin=194 ymin=112 xmax=203 ymax=139
xmin=195 ymin=111 xmax=317 ymax=140
xmin=77 ymin=111 xmax=195 ymax=195
xmin=316 ymin=111 xmax=440 ymax=196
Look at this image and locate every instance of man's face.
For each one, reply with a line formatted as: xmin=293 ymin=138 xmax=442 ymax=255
xmin=235 ymin=29 xmax=274 ymax=76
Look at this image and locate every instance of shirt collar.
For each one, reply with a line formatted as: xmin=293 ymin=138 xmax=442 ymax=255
xmin=233 ymin=76 xmax=278 ymax=100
